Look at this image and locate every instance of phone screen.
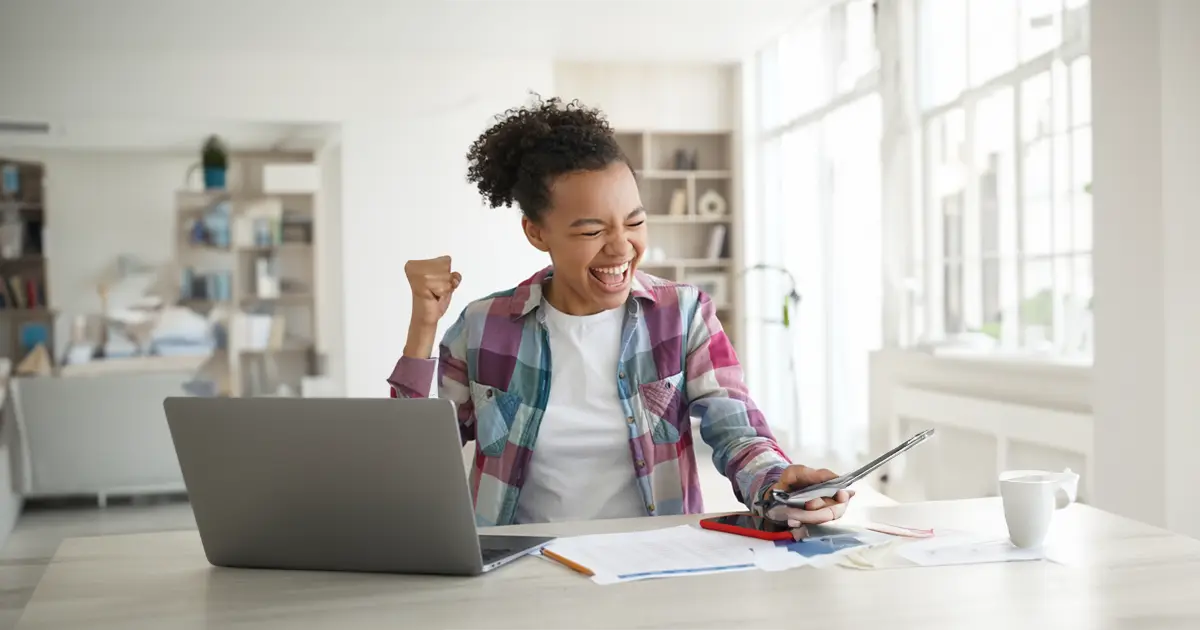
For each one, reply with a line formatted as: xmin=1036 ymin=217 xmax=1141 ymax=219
xmin=710 ymin=514 xmax=792 ymax=533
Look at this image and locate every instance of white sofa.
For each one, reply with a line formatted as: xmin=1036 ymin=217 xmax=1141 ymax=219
xmin=9 ymin=368 xmax=197 ymax=505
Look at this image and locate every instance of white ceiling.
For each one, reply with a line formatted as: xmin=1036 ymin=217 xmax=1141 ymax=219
xmin=0 ymin=0 xmax=818 ymax=61
xmin=0 ymin=0 xmax=823 ymax=151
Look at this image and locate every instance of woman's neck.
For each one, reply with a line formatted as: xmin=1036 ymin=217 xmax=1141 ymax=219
xmin=544 ymin=278 xmax=607 ymax=316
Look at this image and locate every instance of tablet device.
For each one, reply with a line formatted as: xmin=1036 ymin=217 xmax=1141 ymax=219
xmin=765 ymin=428 xmax=936 ymax=508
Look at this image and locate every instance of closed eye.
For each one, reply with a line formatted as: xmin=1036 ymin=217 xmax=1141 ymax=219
xmin=628 ymin=220 xmax=645 ymax=228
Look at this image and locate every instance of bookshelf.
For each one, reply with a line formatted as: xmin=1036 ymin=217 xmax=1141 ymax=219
xmin=0 ymin=158 xmax=53 ymax=368
xmin=612 ymin=130 xmax=742 ymax=350
xmin=173 ymin=152 xmax=318 ymax=397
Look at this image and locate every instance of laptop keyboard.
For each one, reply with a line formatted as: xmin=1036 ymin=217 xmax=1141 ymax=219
xmin=481 ymin=546 xmax=522 ymax=563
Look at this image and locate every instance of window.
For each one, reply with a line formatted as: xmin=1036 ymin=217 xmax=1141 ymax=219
xmin=754 ymin=0 xmax=881 ymax=462
xmin=906 ymin=0 xmax=1092 ymax=359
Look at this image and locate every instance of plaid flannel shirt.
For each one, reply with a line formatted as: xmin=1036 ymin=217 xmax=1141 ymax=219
xmin=388 ymin=267 xmax=791 ymax=526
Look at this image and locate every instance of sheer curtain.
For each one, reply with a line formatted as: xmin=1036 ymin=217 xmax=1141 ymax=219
xmin=750 ymin=102 xmax=882 ymax=463
xmin=751 ymin=0 xmax=883 ymax=464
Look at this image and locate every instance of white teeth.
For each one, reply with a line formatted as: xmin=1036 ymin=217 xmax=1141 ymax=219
xmin=590 ymin=261 xmax=630 ymax=276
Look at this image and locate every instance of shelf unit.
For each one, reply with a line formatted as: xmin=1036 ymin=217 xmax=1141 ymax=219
xmin=173 ymin=152 xmax=319 ymax=397
xmin=0 ymin=158 xmax=53 ymax=368
xmin=613 ymin=130 xmax=742 ymax=350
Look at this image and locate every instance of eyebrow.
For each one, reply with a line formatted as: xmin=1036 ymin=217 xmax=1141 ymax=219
xmin=569 ymin=207 xmax=646 ymax=229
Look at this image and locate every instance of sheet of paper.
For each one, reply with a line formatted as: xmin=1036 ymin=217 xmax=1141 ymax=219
xmin=895 ymin=534 xmax=1047 ymax=567
xmin=763 ymin=525 xmax=897 ymax=568
xmin=541 ymin=525 xmax=776 ymax=585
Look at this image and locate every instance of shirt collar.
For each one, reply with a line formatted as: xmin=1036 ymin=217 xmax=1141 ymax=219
xmin=508 ymin=265 xmax=658 ymax=320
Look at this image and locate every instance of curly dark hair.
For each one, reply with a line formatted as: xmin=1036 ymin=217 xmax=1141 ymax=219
xmin=466 ymin=94 xmax=629 ymax=223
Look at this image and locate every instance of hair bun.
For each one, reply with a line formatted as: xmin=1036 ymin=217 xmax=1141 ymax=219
xmin=466 ymin=94 xmax=624 ymax=221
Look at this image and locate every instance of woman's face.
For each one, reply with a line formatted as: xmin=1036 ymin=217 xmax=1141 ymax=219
xmin=522 ymin=161 xmax=646 ymax=315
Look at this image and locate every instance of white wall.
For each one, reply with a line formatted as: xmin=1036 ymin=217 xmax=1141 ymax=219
xmin=1091 ymin=0 xmax=1200 ymax=538
xmin=554 ymin=62 xmax=737 ymax=131
xmin=0 ymin=149 xmax=194 ymax=355
xmin=315 ymin=140 xmax=346 ymax=393
xmin=869 ymin=350 xmax=1093 ymax=502
xmin=0 ymin=51 xmax=556 ymax=397
xmin=340 ymin=115 xmax=551 ymax=398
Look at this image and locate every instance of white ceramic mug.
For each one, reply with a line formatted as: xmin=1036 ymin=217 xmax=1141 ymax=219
xmin=998 ymin=468 xmax=1080 ymax=548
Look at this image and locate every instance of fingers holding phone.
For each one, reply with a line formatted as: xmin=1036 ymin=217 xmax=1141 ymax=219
xmin=767 ymin=465 xmax=855 ymax=527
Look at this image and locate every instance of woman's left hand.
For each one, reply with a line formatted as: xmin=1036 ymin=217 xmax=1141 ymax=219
xmin=765 ymin=465 xmax=855 ymax=527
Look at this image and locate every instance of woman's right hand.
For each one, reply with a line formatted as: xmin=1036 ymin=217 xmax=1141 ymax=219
xmin=404 ymin=255 xmax=462 ymax=328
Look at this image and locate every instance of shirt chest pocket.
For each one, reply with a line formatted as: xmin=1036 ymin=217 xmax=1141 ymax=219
xmin=634 ymin=371 xmax=687 ymax=444
xmin=469 ymin=381 xmax=521 ymax=457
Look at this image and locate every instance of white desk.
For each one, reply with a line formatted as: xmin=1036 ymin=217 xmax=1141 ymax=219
xmin=15 ymin=498 xmax=1200 ymax=629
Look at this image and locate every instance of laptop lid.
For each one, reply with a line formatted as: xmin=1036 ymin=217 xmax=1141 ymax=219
xmin=163 ymin=396 xmax=486 ymax=575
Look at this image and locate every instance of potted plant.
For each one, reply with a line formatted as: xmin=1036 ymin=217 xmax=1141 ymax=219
xmin=201 ymin=135 xmax=228 ymax=190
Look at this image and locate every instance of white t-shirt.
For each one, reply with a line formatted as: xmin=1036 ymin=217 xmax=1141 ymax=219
xmin=514 ymin=302 xmax=647 ymax=524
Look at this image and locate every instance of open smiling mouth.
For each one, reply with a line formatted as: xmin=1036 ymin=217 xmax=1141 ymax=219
xmin=588 ymin=260 xmax=632 ymax=292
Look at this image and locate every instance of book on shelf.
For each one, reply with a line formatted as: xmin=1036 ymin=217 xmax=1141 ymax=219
xmin=0 ymin=273 xmax=46 ymax=310
xmin=179 ymin=268 xmax=233 ymax=303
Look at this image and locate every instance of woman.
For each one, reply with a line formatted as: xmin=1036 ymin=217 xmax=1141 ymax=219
xmin=388 ymin=96 xmax=853 ymax=527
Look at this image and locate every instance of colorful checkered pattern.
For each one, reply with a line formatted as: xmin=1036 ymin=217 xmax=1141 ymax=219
xmin=388 ymin=267 xmax=791 ymax=526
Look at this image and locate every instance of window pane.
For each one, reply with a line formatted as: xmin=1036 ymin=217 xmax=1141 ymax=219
xmin=1021 ymin=259 xmax=1055 ymax=351
xmin=1072 ymin=128 xmax=1092 ymax=194
xmin=1071 ymin=56 xmax=1091 ymax=127
xmin=962 ymin=256 xmax=984 ymax=333
xmin=775 ymin=20 xmax=828 ymax=126
xmin=834 ymin=0 xmax=879 ymax=93
xmin=1023 ymin=138 xmax=1052 ymax=199
xmin=969 ymin=0 xmax=1017 ymax=85
xmin=975 ymin=88 xmax=1016 ymax=259
xmin=1021 ymin=71 xmax=1053 ymax=142
xmin=944 ymin=261 xmax=964 ymax=335
xmin=1072 ymin=127 xmax=1092 ymax=252
xmin=928 ymin=109 xmax=967 ymax=266
xmin=1053 ymin=254 xmax=1072 ymax=351
xmin=1069 ymin=255 xmax=1094 ymax=356
xmin=1052 ymin=60 xmax=1070 ymax=135
xmin=1073 ymin=190 xmax=1093 ymax=252
xmin=1020 ymin=0 xmax=1063 ymax=62
xmin=993 ymin=257 xmax=1022 ymax=347
xmin=1023 ymin=198 xmax=1053 ymax=257
xmin=918 ymin=0 xmax=967 ymax=109
xmin=908 ymin=261 xmax=927 ymax=344
xmin=1053 ymin=132 xmax=1071 ymax=251
xmin=931 ymin=109 xmax=967 ymax=197
xmin=942 ymin=191 xmax=965 ymax=262
xmin=759 ymin=43 xmax=781 ymax=130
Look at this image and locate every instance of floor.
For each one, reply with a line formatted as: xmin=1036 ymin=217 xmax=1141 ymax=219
xmin=0 ymin=447 xmax=882 ymax=628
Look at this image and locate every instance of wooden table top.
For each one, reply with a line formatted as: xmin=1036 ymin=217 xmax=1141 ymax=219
xmin=15 ymin=497 xmax=1200 ymax=629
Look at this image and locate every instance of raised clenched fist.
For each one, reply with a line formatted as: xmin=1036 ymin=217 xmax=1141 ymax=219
xmin=404 ymin=256 xmax=462 ymax=327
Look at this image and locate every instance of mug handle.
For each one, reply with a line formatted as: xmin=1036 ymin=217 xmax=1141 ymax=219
xmin=1054 ymin=468 xmax=1079 ymax=510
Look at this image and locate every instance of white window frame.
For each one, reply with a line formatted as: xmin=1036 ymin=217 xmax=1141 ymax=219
xmin=906 ymin=0 xmax=1093 ymax=361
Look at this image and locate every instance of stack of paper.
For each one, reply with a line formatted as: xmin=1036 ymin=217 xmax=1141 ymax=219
xmin=540 ymin=525 xmax=775 ymax=585
xmin=539 ymin=523 xmax=1043 ymax=583
xmin=539 ymin=524 xmax=901 ymax=584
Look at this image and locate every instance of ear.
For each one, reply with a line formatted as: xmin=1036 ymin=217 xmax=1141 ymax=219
xmin=522 ymin=216 xmax=550 ymax=253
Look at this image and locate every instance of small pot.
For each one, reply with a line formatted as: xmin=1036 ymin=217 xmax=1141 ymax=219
xmin=203 ymin=167 xmax=227 ymax=190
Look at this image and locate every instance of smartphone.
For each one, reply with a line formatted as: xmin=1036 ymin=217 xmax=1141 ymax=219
xmin=699 ymin=513 xmax=797 ymax=541
xmin=768 ymin=428 xmax=936 ymax=508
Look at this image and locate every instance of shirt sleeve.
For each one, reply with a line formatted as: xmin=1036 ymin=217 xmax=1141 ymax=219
xmin=683 ymin=288 xmax=791 ymax=509
xmin=386 ymin=309 xmax=476 ymax=444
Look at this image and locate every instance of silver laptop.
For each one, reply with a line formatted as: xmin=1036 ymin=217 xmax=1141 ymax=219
xmin=162 ymin=396 xmax=553 ymax=576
